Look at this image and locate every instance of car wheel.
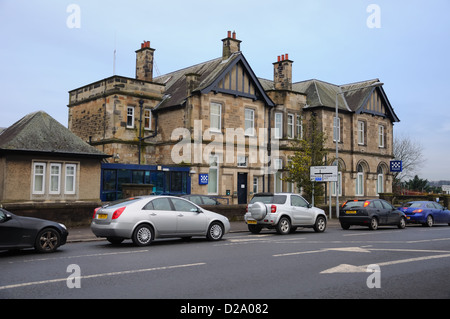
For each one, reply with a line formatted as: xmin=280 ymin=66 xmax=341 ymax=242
xmin=423 ymin=215 xmax=433 ymax=227
xmin=132 ymin=224 xmax=153 ymax=246
xmin=340 ymin=223 xmax=350 ymax=230
xmin=276 ymin=217 xmax=291 ymax=235
xmin=248 ymin=224 xmax=263 ymax=234
xmin=35 ymin=228 xmax=61 ymax=253
xmin=368 ymin=217 xmax=378 ymax=230
xmin=313 ymin=216 xmax=327 ymax=233
xmin=398 ymin=217 xmax=406 ymax=229
xmin=207 ymin=222 xmax=224 ymax=241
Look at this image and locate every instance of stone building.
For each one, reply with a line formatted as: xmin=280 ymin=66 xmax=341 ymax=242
xmin=68 ymin=32 xmax=399 ymax=203
xmin=0 ymin=111 xmax=108 ymax=203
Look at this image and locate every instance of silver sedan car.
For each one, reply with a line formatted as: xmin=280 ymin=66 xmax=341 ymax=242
xmin=91 ymin=196 xmax=230 ymax=246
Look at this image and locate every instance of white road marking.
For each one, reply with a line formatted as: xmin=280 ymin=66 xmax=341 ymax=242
xmin=321 ymin=253 xmax=450 ymax=274
xmin=0 ymin=262 xmax=206 ymax=291
xmin=273 ymin=246 xmax=371 ymax=257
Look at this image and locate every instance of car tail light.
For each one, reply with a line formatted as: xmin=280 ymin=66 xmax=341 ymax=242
xmin=112 ymin=207 xmax=126 ymax=220
xmin=271 ymin=205 xmax=277 ymax=213
xmin=93 ymin=207 xmax=101 ymax=219
xmin=412 ymin=209 xmax=423 ymax=213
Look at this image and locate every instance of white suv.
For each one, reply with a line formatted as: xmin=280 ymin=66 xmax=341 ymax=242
xmin=244 ymin=193 xmax=327 ymax=234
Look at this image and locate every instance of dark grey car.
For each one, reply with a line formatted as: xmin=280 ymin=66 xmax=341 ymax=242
xmin=339 ymin=199 xmax=406 ymax=230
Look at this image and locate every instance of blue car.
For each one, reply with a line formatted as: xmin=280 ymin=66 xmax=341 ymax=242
xmin=398 ymin=201 xmax=450 ymax=227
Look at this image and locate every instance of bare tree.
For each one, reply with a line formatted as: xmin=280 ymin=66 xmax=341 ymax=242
xmin=393 ymin=134 xmax=426 ymax=187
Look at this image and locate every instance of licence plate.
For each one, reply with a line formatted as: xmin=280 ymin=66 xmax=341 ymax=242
xmin=97 ymin=214 xmax=108 ymax=219
xmin=346 ymin=211 xmax=357 ymax=214
xmin=247 ymin=220 xmax=257 ymax=225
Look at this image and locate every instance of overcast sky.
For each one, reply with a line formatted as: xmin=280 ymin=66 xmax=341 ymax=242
xmin=1 ymin=0 xmax=449 ymax=181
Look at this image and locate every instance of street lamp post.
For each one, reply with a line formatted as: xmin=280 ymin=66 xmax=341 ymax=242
xmin=334 ymin=82 xmax=384 ymax=218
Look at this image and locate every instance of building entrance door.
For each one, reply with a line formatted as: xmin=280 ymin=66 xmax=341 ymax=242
xmin=237 ymin=173 xmax=248 ymax=204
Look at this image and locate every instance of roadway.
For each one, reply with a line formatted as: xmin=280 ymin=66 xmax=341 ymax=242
xmin=1 ymin=222 xmax=449 ymax=303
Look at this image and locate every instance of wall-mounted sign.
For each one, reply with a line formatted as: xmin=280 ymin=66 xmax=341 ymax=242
xmin=199 ymin=174 xmax=209 ymax=185
xmin=390 ymin=160 xmax=402 ymax=172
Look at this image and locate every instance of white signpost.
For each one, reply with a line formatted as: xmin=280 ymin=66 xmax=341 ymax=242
xmin=310 ymin=166 xmax=338 ymax=182
xmin=310 ymin=166 xmax=338 ymax=219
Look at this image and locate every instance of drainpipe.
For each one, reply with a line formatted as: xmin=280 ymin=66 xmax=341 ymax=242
xmin=137 ymin=94 xmax=168 ymax=164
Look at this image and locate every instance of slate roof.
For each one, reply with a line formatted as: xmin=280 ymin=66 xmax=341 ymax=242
xmin=261 ymin=77 xmax=399 ymax=122
xmin=153 ymin=52 xmax=274 ymax=110
xmin=0 ymin=111 xmax=109 ymax=158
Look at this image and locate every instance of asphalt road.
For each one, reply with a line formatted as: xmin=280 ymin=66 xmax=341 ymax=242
xmin=1 ymin=223 xmax=450 ymax=303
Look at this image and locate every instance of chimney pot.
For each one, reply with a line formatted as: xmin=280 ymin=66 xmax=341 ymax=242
xmin=232 ymin=31 xmax=236 ymax=39
xmin=227 ymin=31 xmax=232 ymax=38
xmin=281 ymin=54 xmax=285 ymax=61
xmin=285 ymin=53 xmax=289 ymax=60
xmin=277 ymin=56 xmax=281 ymax=62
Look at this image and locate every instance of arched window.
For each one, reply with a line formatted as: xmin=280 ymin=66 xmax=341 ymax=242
xmin=377 ymin=166 xmax=384 ymax=194
xmin=356 ymin=164 xmax=364 ymax=196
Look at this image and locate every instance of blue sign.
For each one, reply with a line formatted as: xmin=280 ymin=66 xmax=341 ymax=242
xmin=199 ymin=174 xmax=209 ymax=185
xmin=390 ymin=160 xmax=403 ymax=172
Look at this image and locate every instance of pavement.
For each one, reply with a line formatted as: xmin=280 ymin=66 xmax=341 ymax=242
xmin=67 ymin=219 xmax=341 ymax=243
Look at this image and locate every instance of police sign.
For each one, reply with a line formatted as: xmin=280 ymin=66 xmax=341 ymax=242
xmin=390 ymin=160 xmax=402 ymax=173
xmin=199 ymin=174 xmax=209 ymax=185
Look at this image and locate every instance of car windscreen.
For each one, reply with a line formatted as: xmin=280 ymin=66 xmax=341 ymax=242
xmin=103 ymin=197 xmax=142 ymax=209
xmin=402 ymin=202 xmax=423 ymax=208
xmin=250 ymin=195 xmax=287 ymax=204
xmin=342 ymin=201 xmax=365 ymax=208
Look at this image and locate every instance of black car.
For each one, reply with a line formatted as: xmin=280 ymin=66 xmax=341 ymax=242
xmin=0 ymin=208 xmax=68 ymax=253
xmin=339 ymin=199 xmax=406 ymax=230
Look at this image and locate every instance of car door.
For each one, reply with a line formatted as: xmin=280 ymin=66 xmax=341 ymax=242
xmin=381 ymin=200 xmax=398 ymax=225
xmin=170 ymin=198 xmax=207 ymax=235
xmin=143 ymin=198 xmax=178 ymax=236
xmin=373 ymin=200 xmax=388 ymax=224
xmin=290 ymin=195 xmax=313 ymax=225
xmin=0 ymin=210 xmax=23 ymax=247
xmin=432 ymin=202 xmax=444 ymax=223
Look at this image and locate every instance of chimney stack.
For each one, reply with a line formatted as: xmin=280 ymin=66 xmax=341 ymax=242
xmin=222 ymin=30 xmax=241 ymax=59
xmin=273 ymin=53 xmax=293 ymax=90
xmin=136 ymin=41 xmax=155 ymax=82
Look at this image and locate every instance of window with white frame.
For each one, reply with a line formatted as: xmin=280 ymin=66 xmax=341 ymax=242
xmin=296 ymin=115 xmax=303 ymax=139
xmin=33 ymin=162 xmax=46 ymax=194
xmin=357 ymin=121 xmax=365 ymax=145
xmin=274 ymin=113 xmax=283 ymax=139
xmin=127 ymin=107 xmax=135 ymax=128
xmin=331 ymin=172 xmax=342 ymax=196
xmin=274 ymin=158 xmax=283 ymax=192
xmin=378 ymin=125 xmax=385 ymax=148
xmin=144 ymin=108 xmax=152 ymax=130
xmin=244 ymin=108 xmax=254 ymax=136
xmin=253 ymin=176 xmax=259 ymax=194
xmin=210 ymin=103 xmax=222 ymax=132
xmin=356 ymin=164 xmax=364 ymax=196
xmin=208 ymin=155 xmax=219 ymax=194
xmin=377 ymin=166 xmax=384 ymax=194
xmin=287 ymin=114 xmax=294 ymax=139
xmin=65 ymin=164 xmax=77 ymax=194
xmin=49 ymin=163 xmax=61 ymax=194
xmin=237 ymin=156 xmax=248 ymax=167
xmin=333 ymin=117 xmax=341 ymax=142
